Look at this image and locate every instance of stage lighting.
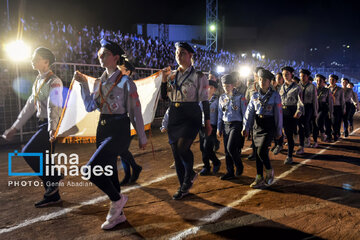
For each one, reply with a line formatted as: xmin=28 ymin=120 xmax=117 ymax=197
xmin=4 ymin=40 xmax=31 ymax=61
xmin=216 ymin=65 xmax=225 ymax=73
xmin=239 ymin=66 xmax=251 ymax=78
xmin=209 ymin=24 xmax=216 ymax=32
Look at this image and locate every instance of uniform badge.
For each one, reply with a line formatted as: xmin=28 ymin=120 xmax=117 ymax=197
xmin=211 ymin=108 xmax=215 ymax=113
xmin=110 ymin=102 xmax=119 ymax=111
xmin=232 ymin=105 xmax=238 ymax=111
xmin=266 ymin=105 xmax=272 ymax=111
xmin=288 ymin=97 xmax=295 ymax=102
xmin=109 ymin=94 xmax=115 ymax=100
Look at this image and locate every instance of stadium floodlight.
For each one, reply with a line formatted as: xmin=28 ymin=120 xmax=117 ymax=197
xmin=209 ymin=24 xmax=216 ymax=32
xmin=216 ymin=65 xmax=225 ymax=73
xmin=239 ymin=65 xmax=251 ymax=78
xmin=4 ymin=40 xmax=31 ymax=61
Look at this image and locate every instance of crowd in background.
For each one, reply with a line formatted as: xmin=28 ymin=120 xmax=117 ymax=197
xmin=1 ymin=16 xmax=331 ymax=75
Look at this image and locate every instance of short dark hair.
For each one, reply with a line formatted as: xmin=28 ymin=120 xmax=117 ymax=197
xmin=34 ymin=47 xmax=55 ymax=65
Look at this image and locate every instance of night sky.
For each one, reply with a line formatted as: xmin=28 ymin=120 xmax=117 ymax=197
xmin=5 ymin=0 xmax=360 ymax=62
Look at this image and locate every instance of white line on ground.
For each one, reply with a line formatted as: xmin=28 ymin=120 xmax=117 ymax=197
xmin=0 ymin=147 xmax=252 ymax=235
xmin=168 ymin=128 xmax=360 ymax=240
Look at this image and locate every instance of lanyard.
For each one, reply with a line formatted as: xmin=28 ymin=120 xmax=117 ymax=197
xmin=172 ymin=66 xmax=194 ymax=99
xmin=99 ymin=72 xmax=123 ymax=114
xmin=34 ymin=71 xmax=54 ymax=107
xmin=302 ymin=82 xmax=310 ymax=98
xmin=331 ymin=86 xmax=338 ymax=103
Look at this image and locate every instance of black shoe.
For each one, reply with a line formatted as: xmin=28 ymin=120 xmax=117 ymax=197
xmin=220 ymin=173 xmax=235 ymax=180
xmin=172 ymin=188 xmax=189 ymax=200
xmin=35 ymin=192 xmax=61 ymax=208
xmin=130 ymin=165 xmax=142 ymax=183
xmin=199 ymin=168 xmax=210 ymax=176
xmin=345 ymin=131 xmax=349 ymax=137
xmin=247 ymin=153 xmax=256 ymax=161
xmin=235 ymin=165 xmax=243 ymax=176
xmin=120 ymin=176 xmax=130 ymax=186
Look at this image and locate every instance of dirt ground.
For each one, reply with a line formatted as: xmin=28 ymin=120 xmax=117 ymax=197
xmin=0 ymin=117 xmax=360 ymax=240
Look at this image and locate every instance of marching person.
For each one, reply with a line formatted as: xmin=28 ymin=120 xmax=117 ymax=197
xmin=161 ymin=42 xmax=210 ymax=200
xmin=328 ymin=74 xmax=345 ymax=141
xmin=271 ymin=72 xmax=284 ymax=155
xmin=243 ymin=69 xmax=282 ymax=188
xmin=2 ymin=47 xmax=63 ymax=208
xmin=217 ymin=74 xmax=247 ymax=180
xmin=297 ymin=69 xmax=318 ymax=154
xmin=347 ymin=82 xmax=359 ymax=132
xmin=246 ymin=67 xmax=264 ymax=161
xmin=342 ymin=78 xmax=356 ymax=137
xmin=199 ymin=80 xmax=221 ymax=176
xmin=74 ymin=39 xmax=147 ymax=230
xmin=118 ymin=60 xmax=143 ymax=185
xmin=279 ymin=66 xmax=304 ymax=164
xmin=313 ymin=74 xmax=333 ymax=146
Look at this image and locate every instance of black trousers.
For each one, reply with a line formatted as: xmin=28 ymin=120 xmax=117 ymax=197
xmin=22 ymin=120 xmax=61 ymax=190
xmin=199 ymin=125 xmax=220 ymax=170
xmin=171 ymin=138 xmax=195 ymax=187
xmin=349 ymin=104 xmax=356 ymax=127
xmin=87 ymin=114 xmax=131 ymax=202
xmin=283 ymin=106 xmax=298 ymax=157
xmin=299 ymin=104 xmax=314 ymax=146
xmin=343 ymin=102 xmax=352 ymax=134
xmin=332 ymin=106 xmax=343 ymax=139
xmin=313 ymin=105 xmax=329 ymax=142
xmin=120 ymin=136 xmax=140 ymax=178
xmin=253 ymin=116 xmax=274 ymax=176
xmin=223 ymin=121 xmax=243 ymax=175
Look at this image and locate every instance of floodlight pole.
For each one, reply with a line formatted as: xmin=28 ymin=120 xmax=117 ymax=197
xmin=206 ymin=0 xmax=218 ymax=52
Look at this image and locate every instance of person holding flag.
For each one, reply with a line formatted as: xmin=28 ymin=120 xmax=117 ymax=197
xmin=74 ymin=39 xmax=147 ymax=230
xmin=3 ymin=47 xmax=64 ymax=208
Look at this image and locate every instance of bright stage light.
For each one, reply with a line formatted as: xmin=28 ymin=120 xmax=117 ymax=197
xmin=209 ymin=24 xmax=216 ymax=32
xmin=216 ymin=65 xmax=225 ymax=73
xmin=239 ymin=66 xmax=251 ymax=78
xmin=4 ymin=40 xmax=31 ymax=61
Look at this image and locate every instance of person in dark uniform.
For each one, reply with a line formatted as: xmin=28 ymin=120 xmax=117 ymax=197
xmin=3 ymin=47 xmax=63 ymax=208
xmin=279 ymin=66 xmax=304 ymax=164
xmin=217 ymin=74 xmax=247 ymax=180
xmin=297 ymin=69 xmax=318 ymax=154
xmin=74 ymin=39 xmax=147 ymax=230
xmin=243 ymin=69 xmax=282 ymax=188
xmin=272 ymin=72 xmax=284 ymax=154
xmin=347 ymin=82 xmax=359 ymax=132
xmin=117 ymin=60 xmax=143 ymax=185
xmin=342 ymin=78 xmax=356 ymax=137
xmin=328 ymin=74 xmax=345 ymax=141
xmin=199 ymin=80 xmax=221 ymax=176
xmin=312 ymin=74 xmax=333 ymax=146
xmin=246 ymin=67 xmax=264 ymax=161
xmin=161 ymin=42 xmax=210 ymax=200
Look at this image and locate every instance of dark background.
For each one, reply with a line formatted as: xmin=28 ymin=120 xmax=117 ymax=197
xmin=3 ymin=0 xmax=360 ymax=65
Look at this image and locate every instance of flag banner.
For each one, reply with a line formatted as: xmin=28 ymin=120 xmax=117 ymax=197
xmin=54 ymin=71 xmax=162 ymax=143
